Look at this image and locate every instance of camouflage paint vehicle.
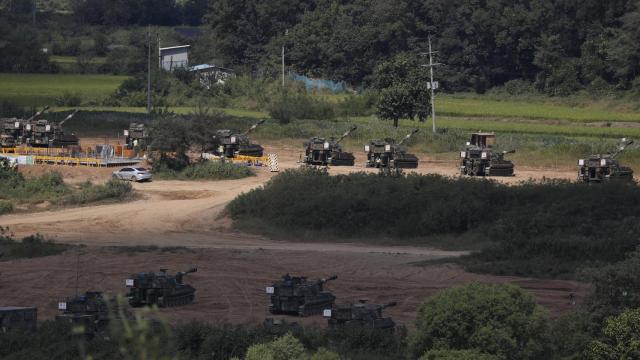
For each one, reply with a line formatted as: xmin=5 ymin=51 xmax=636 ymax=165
xmin=0 ymin=307 xmax=37 ymax=333
xmin=211 ymin=119 xmax=266 ymax=157
xmin=365 ymin=129 xmax=420 ymax=172
xmin=578 ymin=138 xmax=634 ymax=183
xmin=0 ymin=106 xmax=49 ymax=147
xmin=56 ymin=291 xmax=112 ymax=334
xmin=302 ymin=126 xmax=357 ymax=166
xmin=126 ymin=267 xmax=197 ymax=307
xmin=324 ymin=300 xmax=396 ymax=330
xmin=27 ymin=110 xmax=79 ymax=148
xmin=266 ymin=274 xmax=337 ymax=316
xmin=459 ymin=132 xmax=515 ymax=176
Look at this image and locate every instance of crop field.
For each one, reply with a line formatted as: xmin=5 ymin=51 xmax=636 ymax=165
xmin=0 ymin=73 xmax=128 ymax=106
xmin=438 ymin=96 xmax=640 ymax=123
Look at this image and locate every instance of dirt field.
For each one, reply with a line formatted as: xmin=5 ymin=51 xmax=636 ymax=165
xmin=0 ymin=142 xmax=585 ymax=326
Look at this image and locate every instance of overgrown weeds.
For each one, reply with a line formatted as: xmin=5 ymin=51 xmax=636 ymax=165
xmin=0 ymin=227 xmax=72 ymax=260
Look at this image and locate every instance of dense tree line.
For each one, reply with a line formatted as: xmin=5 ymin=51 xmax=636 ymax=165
xmin=206 ymin=0 xmax=640 ymax=94
xmin=70 ymin=0 xmax=209 ymax=26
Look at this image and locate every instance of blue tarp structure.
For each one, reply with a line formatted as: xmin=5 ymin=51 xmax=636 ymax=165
xmin=292 ymin=74 xmax=347 ymax=93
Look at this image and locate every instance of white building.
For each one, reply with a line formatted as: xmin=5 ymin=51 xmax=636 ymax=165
xmin=159 ymin=45 xmax=190 ymax=71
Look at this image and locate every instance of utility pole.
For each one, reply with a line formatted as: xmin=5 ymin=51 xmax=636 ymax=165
xmin=282 ymin=29 xmax=288 ymax=88
xmin=420 ymin=35 xmax=442 ymax=134
xmin=147 ymin=25 xmax=152 ymax=114
xmin=32 ymin=0 xmax=36 ymax=25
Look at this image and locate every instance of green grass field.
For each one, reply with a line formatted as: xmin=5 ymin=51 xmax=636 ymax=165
xmin=0 ymin=73 xmax=128 ymax=106
xmin=438 ymin=96 xmax=640 ymax=123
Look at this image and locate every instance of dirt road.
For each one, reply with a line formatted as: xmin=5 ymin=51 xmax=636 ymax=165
xmin=0 ymin=144 xmax=584 ymax=325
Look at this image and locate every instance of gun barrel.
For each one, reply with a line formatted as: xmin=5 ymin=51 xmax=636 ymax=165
xmin=27 ymin=106 xmax=50 ymax=122
xmin=59 ymin=109 xmax=78 ymax=126
xmin=321 ymin=275 xmax=338 ymax=283
xmin=184 ymin=267 xmax=198 ymax=274
xmin=243 ymin=119 xmax=266 ymax=135
xmin=381 ymin=301 xmax=398 ymax=309
xmin=398 ymin=129 xmax=419 ymax=146
xmin=336 ymin=125 xmax=358 ymax=144
xmin=503 ymin=149 xmax=516 ymax=155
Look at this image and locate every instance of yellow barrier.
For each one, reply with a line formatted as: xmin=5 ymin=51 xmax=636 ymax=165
xmin=34 ymin=156 xmax=102 ymax=167
xmin=233 ymin=155 xmax=268 ymax=164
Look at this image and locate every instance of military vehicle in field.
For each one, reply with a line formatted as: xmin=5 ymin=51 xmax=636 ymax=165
xmin=126 ymin=267 xmax=197 ymax=307
xmin=1 ymin=118 xmax=23 ymax=147
xmin=56 ymin=292 xmax=112 ymax=333
xmin=324 ymin=300 xmax=396 ymax=330
xmin=27 ymin=110 xmax=79 ymax=148
xmin=459 ymin=132 xmax=515 ymax=176
xmin=302 ymin=126 xmax=357 ymax=166
xmin=266 ymin=274 xmax=337 ymax=316
xmin=211 ymin=119 xmax=266 ymax=157
xmin=0 ymin=307 xmax=37 ymax=333
xmin=124 ymin=123 xmax=148 ymax=150
xmin=365 ymin=129 xmax=420 ymax=172
xmin=578 ymin=138 xmax=634 ymax=183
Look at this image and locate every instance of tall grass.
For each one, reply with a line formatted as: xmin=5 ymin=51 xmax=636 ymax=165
xmin=153 ymin=160 xmax=255 ymax=180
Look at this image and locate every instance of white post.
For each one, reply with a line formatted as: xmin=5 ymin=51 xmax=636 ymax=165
xmin=428 ymin=35 xmax=437 ymax=134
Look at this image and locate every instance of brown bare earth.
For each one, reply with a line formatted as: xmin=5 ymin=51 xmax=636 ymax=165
xmin=0 ymin=142 xmax=584 ymax=327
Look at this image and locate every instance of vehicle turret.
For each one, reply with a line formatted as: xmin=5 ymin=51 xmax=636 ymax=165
xmin=459 ymin=132 xmax=515 ymax=176
xmin=578 ymin=138 xmax=634 ymax=183
xmin=324 ymin=299 xmax=397 ymax=330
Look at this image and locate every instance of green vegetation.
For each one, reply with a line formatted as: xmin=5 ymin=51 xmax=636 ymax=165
xmin=0 ymin=166 xmax=133 ymax=213
xmin=0 ymin=227 xmax=71 ymax=260
xmin=227 ymin=169 xmax=640 ymax=279
xmin=411 ymin=283 xmax=550 ymax=360
xmin=153 ymin=160 xmax=255 ymax=181
xmin=0 ymin=73 xmax=128 ymax=106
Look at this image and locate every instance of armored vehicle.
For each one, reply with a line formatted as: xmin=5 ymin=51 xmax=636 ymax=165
xmin=56 ymin=292 xmax=112 ymax=333
xmin=211 ymin=119 xmax=265 ymax=157
xmin=324 ymin=300 xmax=396 ymax=330
xmin=1 ymin=118 xmax=23 ymax=147
xmin=578 ymin=138 xmax=634 ymax=183
xmin=0 ymin=307 xmax=37 ymax=333
xmin=302 ymin=126 xmax=357 ymax=166
xmin=126 ymin=267 xmax=197 ymax=307
xmin=27 ymin=110 xmax=79 ymax=148
xmin=124 ymin=123 xmax=148 ymax=150
xmin=459 ymin=132 xmax=515 ymax=176
xmin=365 ymin=129 xmax=420 ymax=170
xmin=266 ymin=274 xmax=337 ymax=316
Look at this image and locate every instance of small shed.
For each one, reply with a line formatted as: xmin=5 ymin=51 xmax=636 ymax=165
xmin=159 ymin=45 xmax=190 ymax=71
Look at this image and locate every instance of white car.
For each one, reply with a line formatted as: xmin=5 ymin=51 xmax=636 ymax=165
xmin=112 ymin=167 xmax=152 ymax=182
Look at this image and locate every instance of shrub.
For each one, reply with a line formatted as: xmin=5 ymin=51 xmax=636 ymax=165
xmin=0 ymin=229 xmax=71 ymax=260
xmin=154 ymin=160 xmax=255 ymax=180
xmin=585 ymin=308 xmax=640 ymax=360
xmin=63 ymin=179 xmax=133 ymax=205
xmin=245 ymin=333 xmax=305 ymax=360
xmin=54 ymin=91 xmax=83 ymax=106
xmin=0 ymin=200 xmax=13 ymax=215
xmin=410 ymin=283 xmax=552 ymax=360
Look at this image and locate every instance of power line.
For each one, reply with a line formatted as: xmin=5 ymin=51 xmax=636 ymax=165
xmin=419 ymin=34 xmax=443 ymax=134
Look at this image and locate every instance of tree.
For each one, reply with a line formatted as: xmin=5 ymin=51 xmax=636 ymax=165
xmin=373 ymin=53 xmax=431 ymax=127
xmin=586 ymin=308 xmax=640 ymax=360
xmin=245 ymin=333 xmax=305 ymax=360
xmin=420 ymin=349 xmax=502 ymax=360
xmin=188 ymin=105 xmax=226 ymax=153
xmin=410 ymin=283 xmax=552 ymax=360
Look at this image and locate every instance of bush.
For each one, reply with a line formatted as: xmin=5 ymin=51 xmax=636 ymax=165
xmin=154 ymin=160 xmax=255 ymax=180
xmin=0 ymin=229 xmax=71 ymax=260
xmin=54 ymin=91 xmax=83 ymax=106
xmin=226 ymin=169 xmax=640 ymax=278
xmin=63 ymin=179 xmax=133 ymax=205
xmin=410 ymin=283 xmax=552 ymax=360
xmin=0 ymin=200 xmax=13 ymax=215
xmin=268 ymin=90 xmax=336 ymax=124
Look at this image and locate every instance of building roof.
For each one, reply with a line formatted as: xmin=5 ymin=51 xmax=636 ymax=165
xmin=189 ymin=64 xmax=235 ymax=72
xmin=159 ymin=45 xmax=191 ymax=51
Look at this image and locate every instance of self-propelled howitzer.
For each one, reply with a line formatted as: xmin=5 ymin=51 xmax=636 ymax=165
xmin=325 ymin=300 xmax=397 ymax=330
xmin=578 ymin=138 xmax=634 ymax=183
xmin=211 ymin=119 xmax=266 ymax=157
xmin=266 ymin=274 xmax=338 ymax=316
xmin=302 ymin=126 xmax=357 ymax=166
xmin=126 ymin=267 xmax=197 ymax=307
xmin=365 ymin=129 xmax=420 ymax=170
